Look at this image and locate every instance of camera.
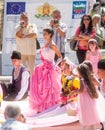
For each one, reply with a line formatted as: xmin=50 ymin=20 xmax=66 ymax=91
xmin=20 ymin=21 xmax=25 ymax=26
xmin=53 ymin=19 xmax=59 ymax=24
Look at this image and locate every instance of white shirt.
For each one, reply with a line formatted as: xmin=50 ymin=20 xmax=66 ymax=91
xmin=15 ymin=23 xmax=37 ymax=55
xmin=100 ymin=27 xmax=105 ymax=40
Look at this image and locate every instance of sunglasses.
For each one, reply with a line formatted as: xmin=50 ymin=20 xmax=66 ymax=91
xmin=83 ymin=18 xmax=90 ymax=21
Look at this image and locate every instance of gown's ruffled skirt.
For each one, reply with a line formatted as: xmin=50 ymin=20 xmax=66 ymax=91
xmin=30 ymin=60 xmax=61 ymax=113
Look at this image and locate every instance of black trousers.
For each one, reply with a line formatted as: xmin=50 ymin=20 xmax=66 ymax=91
xmin=0 ymin=83 xmax=28 ymax=101
xmin=0 ymin=83 xmax=18 ymax=101
xmin=76 ymin=49 xmax=87 ymax=64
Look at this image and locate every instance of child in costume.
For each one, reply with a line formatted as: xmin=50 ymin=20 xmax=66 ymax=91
xmin=60 ymin=60 xmax=80 ymax=106
xmin=77 ymin=63 xmax=105 ymax=130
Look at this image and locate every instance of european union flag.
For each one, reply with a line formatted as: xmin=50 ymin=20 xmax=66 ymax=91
xmin=6 ymin=2 xmax=25 ymax=15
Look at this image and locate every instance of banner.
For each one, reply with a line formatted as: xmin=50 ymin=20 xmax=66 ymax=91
xmin=2 ymin=0 xmax=88 ymax=75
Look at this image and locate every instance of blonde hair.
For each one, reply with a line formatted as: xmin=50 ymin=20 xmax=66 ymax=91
xmin=92 ymin=14 xmax=101 ymax=20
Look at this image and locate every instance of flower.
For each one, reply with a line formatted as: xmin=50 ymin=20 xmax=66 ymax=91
xmin=61 ymin=75 xmax=80 ymax=97
xmin=73 ymin=77 xmax=80 ymax=89
xmin=0 ymin=94 xmax=2 ymax=102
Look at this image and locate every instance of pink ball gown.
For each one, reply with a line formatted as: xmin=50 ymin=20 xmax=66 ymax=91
xmin=29 ymin=47 xmax=61 ymax=113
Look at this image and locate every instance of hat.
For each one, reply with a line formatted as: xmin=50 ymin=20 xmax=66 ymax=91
xmin=98 ymin=59 xmax=105 ymax=70
xmin=11 ymin=51 xmax=21 ymax=59
xmin=88 ymin=39 xmax=98 ymax=44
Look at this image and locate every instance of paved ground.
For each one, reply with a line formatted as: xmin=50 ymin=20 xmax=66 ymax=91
xmin=32 ymin=121 xmax=101 ymax=130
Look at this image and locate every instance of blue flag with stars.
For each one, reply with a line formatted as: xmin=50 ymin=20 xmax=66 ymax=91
xmin=6 ymin=2 xmax=25 ymax=15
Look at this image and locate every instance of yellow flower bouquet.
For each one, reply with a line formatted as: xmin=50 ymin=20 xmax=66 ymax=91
xmin=61 ymin=75 xmax=80 ymax=97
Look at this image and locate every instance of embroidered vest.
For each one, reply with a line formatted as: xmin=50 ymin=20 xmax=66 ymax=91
xmin=10 ymin=67 xmax=30 ymax=95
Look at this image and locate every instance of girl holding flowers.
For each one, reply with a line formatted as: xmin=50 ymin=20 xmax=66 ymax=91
xmin=60 ymin=60 xmax=80 ymax=106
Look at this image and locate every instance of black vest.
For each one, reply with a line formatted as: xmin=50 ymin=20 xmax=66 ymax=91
xmin=8 ymin=67 xmax=30 ymax=96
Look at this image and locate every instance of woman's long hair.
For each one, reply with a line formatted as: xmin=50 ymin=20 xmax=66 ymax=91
xmin=80 ymin=14 xmax=93 ymax=34
xmin=77 ymin=64 xmax=98 ymax=98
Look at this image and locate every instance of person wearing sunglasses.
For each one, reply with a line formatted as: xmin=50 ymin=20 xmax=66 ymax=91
xmin=74 ymin=14 xmax=96 ymax=64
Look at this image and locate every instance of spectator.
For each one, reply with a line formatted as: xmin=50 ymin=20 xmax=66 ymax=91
xmin=85 ymin=39 xmax=102 ymax=75
xmin=98 ymin=59 xmax=105 ymax=130
xmin=1 ymin=51 xmax=30 ymax=101
xmin=74 ymin=14 xmax=96 ymax=64
xmin=97 ymin=0 xmax=105 ymax=6
xmin=98 ymin=59 xmax=105 ymax=97
xmin=15 ymin=12 xmax=38 ymax=76
xmin=46 ymin=9 xmax=67 ymax=60
xmin=100 ymin=25 xmax=105 ymax=48
xmin=1 ymin=104 xmax=29 ymax=130
xmin=90 ymin=2 xmax=101 ymax=16
xmin=88 ymin=0 xmax=96 ymax=14
xmin=92 ymin=14 xmax=103 ymax=48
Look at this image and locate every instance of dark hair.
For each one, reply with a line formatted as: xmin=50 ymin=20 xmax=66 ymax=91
xmin=11 ymin=51 xmax=21 ymax=59
xmin=88 ymin=41 xmax=99 ymax=50
xmin=77 ymin=64 xmax=98 ymax=98
xmin=43 ymin=27 xmax=54 ymax=38
xmin=5 ymin=105 xmax=21 ymax=118
xmin=80 ymin=14 xmax=93 ymax=34
xmin=96 ymin=0 xmax=105 ymax=6
xmin=83 ymin=60 xmax=93 ymax=72
xmin=92 ymin=2 xmax=100 ymax=11
xmin=98 ymin=59 xmax=105 ymax=70
xmin=64 ymin=62 xmax=70 ymax=69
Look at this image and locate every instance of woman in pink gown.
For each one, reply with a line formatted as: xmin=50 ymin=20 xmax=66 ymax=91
xmin=29 ymin=28 xmax=62 ymax=113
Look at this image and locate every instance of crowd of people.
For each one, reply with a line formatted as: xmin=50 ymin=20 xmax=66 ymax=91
xmin=0 ymin=0 xmax=105 ymax=130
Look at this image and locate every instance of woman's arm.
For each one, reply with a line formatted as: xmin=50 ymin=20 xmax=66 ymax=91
xmin=16 ymin=27 xmax=24 ymax=38
xmin=23 ymin=33 xmax=37 ymax=38
xmin=74 ymin=27 xmax=82 ymax=40
xmin=74 ymin=27 xmax=96 ymax=41
xmin=79 ymin=29 xmax=96 ymax=40
xmin=78 ymin=34 xmax=92 ymax=40
xmin=85 ymin=51 xmax=90 ymax=60
xmin=51 ymin=44 xmax=62 ymax=58
xmin=92 ymin=75 xmax=101 ymax=87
